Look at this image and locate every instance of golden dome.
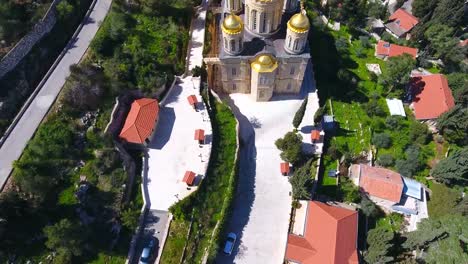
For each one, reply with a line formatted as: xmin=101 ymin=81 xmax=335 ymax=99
xmin=222 ymin=14 xmax=243 ymax=35
xmin=287 ymin=11 xmax=310 ymax=33
xmin=251 ymin=54 xmax=278 ymax=73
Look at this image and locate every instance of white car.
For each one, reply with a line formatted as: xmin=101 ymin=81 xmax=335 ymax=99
xmin=223 ymin=232 xmax=237 ymax=255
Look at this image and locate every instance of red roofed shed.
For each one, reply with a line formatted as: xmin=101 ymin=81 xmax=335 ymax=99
xmin=411 ymin=74 xmax=455 ymax=120
xmin=285 ymin=201 xmax=359 ymax=264
xmin=376 ymin=40 xmax=418 ymax=59
xmin=183 ymin=171 xmax=196 ymax=186
xmin=311 ymin=130 xmax=320 ymax=142
xmin=119 ymin=98 xmax=159 ymax=144
xmin=187 ymin=95 xmax=198 ymax=108
xmin=359 ymin=165 xmax=404 ymax=203
xmin=194 ymin=129 xmax=205 ymax=144
xmin=280 ymin=162 xmax=290 ymax=176
xmin=389 ymin=9 xmax=418 ymax=32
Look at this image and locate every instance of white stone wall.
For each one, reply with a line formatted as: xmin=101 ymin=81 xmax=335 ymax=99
xmin=222 ymin=32 xmax=243 ymax=55
xmin=0 ymin=0 xmax=62 ymax=79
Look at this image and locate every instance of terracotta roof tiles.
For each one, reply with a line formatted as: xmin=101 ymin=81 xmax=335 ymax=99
xmin=119 ymin=98 xmax=159 ymax=144
xmin=359 ymin=165 xmax=404 ymax=203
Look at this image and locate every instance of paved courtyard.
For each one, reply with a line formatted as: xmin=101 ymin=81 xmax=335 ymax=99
xmin=145 ymin=77 xmax=212 ymax=211
xmin=216 ymin=64 xmax=318 ymax=263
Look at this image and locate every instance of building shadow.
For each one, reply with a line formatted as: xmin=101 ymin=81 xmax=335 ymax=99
xmin=147 ymin=107 xmax=176 ymax=150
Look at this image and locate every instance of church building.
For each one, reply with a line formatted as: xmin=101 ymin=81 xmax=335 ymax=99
xmin=205 ymin=0 xmax=311 ymax=102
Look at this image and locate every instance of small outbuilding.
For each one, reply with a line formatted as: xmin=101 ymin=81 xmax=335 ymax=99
xmin=187 ymin=95 xmax=198 ymax=109
xmin=119 ymin=98 xmax=159 ymax=146
xmin=194 ymin=129 xmax=205 ymax=144
xmin=183 ymin=171 xmax=196 ymax=186
xmin=280 ymin=162 xmax=290 ymax=176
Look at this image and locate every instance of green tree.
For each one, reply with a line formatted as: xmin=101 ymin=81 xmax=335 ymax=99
xmin=431 ymin=148 xmax=468 ymax=185
xmin=427 ymin=183 xmax=461 ymax=218
xmin=396 ymin=145 xmax=422 ymax=178
xmin=409 ymin=121 xmax=430 ymax=145
xmin=289 ymin=159 xmax=315 ymax=200
xmin=293 ymin=97 xmax=308 ymax=129
xmin=377 ymin=153 xmax=394 ymax=167
xmin=314 ymin=106 xmax=325 ymax=125
xmin=62 ymin=63 xmax=106 ymax=111
xmin=275 ymin=132 xmax=303 ymax=165
xmin=424 ymin=24 xmax=464 ymax=64
xmin=372 ymin=133 xmax=392 ymax=149
xmin=360 ymin=196 xmax=379 ymax=218
xmin=379 ymin=54 xmax=416 ymax=94
xmin=436 ymin=106 xmax=468 ymax=146
xmin=56 ymin=1 xmax=74 ymax=20
xmin=43 ymin=219 xmax=86 ymax=261
xmin=411 ymin=0 xmax=437 ymax=20
xmin=121 ymin=207 xmax=140 ymax=230
xmin=365 ymin=226 xmax=394 ymax=264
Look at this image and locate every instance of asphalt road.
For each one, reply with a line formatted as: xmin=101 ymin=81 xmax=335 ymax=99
xmin=0 ymin=0 xmax=112 ymax=189
xmin=132 ymin=210 xmax=169 ymax=264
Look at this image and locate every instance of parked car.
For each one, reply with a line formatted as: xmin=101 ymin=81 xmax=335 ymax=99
xmin=139 ymin=237 xmax=157 ymax=264
xmin=223 ymin=232 xmax=237 ymax=255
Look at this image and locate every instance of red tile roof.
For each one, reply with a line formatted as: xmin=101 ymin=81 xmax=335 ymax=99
xmin=183 ymin=171 xmax=196 ymax=186
xmin=359 ymin=165 xmax=404 ymax=203
xmin=194 ymin=129 xmax=205 ymax=141
xmin=285 ymin=201 xmax=359 ymax=264
xmin=119 ymin=98 xmax=159 ymax=144
xmin=411 ymin=74 xmax=455 ymax=120
xmin=388 ymin=8 xmax=419 ymax=32
xmin=376 ymin=40 xmax=418 ymax=58
xmin=311 ymin=130 xmax=320 ymax=141
xmin=280 ymin=162 xmax=290 ymax=174
xmin=187 ymin=95 xmax=198 ymax=105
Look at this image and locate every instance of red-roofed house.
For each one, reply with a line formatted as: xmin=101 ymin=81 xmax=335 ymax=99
xmin=410 ymin=74 xmax=455 ymax=120
xmin=356 ymin=164 xmax=404 ymax=203
xmin=285 ymin=201 xmax=359 ymax=264
xmin=385 ymin=8 xmax=419 ymax=39
xmin=119 ymin=98 xmax=159 ymax=145
xmin=375 ymin=40 xmax=418 ymax=60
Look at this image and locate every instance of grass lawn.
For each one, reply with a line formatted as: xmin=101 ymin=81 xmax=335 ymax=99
xmin=161 ymin=92 xmax=238 ymax=263
xmin=317 ymin=155 xmax=338 ymax=198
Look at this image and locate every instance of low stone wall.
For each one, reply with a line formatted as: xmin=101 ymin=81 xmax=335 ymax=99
xmin=0 ymin=0 xmax=62 ymax=79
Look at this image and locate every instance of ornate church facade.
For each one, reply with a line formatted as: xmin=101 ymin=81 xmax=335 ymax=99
xmin=205 ymin=0 xmax=311 ymax=102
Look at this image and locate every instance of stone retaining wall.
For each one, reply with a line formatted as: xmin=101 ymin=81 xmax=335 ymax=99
xmin=0 ymin=0 xmax=62 ymax=79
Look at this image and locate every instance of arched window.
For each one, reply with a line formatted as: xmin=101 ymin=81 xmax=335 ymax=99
xmin=230 ymin=39 xmax=235 ymax=52
xmin=290 ymin=66 xmax=295 ymax=75
xmin=252 ymin=10 xmax=257 ymax=30
xmin=288 ymin=36 xmax=292 ymax=49
xmin=261 ymin=13 xmax=267 ymax=33
xmin=224 ymin=37 xmax=228 ymax=50
xmin=238 ymin=39 xmax=242 ymax=51
xmin=287 ymin=82 xmax=292 ymax=90
xmin=228 ymin=0 xmax=233 ymax=9
xmin=293 ymin=39 xmax=299 ymax=50
xmin=260 ymin=76 xmax=267 ymax=85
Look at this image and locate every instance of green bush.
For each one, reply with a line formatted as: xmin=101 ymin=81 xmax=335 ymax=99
xmin=275 ymin=132 xmax=304 ymax=165
xmin=377 ymin=153 xmax=395 ymax=167
xmin=293 ymin=97 xmax=308 ymax=128
xmin=314 ymin=106 xmax=325 ymax=125
xmin=372 ymin=133 xmax=392 ymax=148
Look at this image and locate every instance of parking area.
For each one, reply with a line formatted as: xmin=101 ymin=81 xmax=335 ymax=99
xmin=132 ymin=210 xmax=170 ymax=264
xmin=216 ymin=66 xmax=318 ymax=263
xmin=146 ymin=77 xmax=212 ymax=211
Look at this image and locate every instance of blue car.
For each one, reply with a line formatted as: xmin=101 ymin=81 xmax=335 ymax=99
xmin=139 ymin=237 xmax=157 ymax=264
xmin=223 ymin=232 xmax=237 ymax=255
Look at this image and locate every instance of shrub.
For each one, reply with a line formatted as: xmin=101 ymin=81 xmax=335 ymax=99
xmin=365 ymin=100 xmax=385 ymax=117
xmin=275 ymin=132 xmax=303 ymax=165
xmin=289 ymin=159 xmax=315 ymax=200
xmin=314 ymin=106 xmax=325 ymax=125
xmin=377 ymin=154 xmax=395 ymax=167
xmin=385 ymin=115 xmax=403 ymax=129
xmin=327 ymin=144 xmax=342 ymax=160
xmin=409 ymin=121 xmax=430 ymax=145
xmin=293 ymin=97 xmax=308 ymax=128
xmin=372 ymin=133 xmax=392 ymax=148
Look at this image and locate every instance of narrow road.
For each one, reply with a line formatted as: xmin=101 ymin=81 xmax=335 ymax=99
xmin=0 ymin=0 xmax=112 ymax=189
